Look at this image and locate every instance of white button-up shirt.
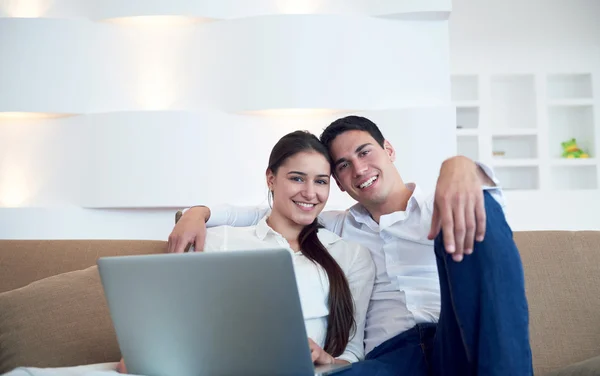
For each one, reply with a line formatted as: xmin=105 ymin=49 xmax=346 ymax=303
xmin=207 ymin=180 xmax=504 ymax=355
xmin=318 ymin=184 xmax=449 ymax=354
xmin=200 ymin=215 xmax=376 ymax=363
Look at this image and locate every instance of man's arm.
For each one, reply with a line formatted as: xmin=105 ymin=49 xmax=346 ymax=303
xmin=427 ymin=156 xmax=504 ymax=262
xmin=316 ymin=209 xmax=348 ymax=236
xmin=167 ymin=204 xmax=268 ymax=253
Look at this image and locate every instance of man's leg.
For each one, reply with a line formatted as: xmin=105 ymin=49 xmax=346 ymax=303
xmin=337 ymin=325 xmax=432 ymax=376
xmin=431 ymin=191 xmax=533 ymax=376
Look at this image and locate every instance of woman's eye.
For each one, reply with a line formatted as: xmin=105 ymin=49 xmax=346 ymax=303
xmin=316 ymin=179 xmax=329 ymax=185
xmin=291 ymin=176 xmax=303 ymax=182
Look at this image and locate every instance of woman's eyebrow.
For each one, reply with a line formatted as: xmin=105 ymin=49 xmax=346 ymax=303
xmin=287 ymin=171 xmax=329 ymax=178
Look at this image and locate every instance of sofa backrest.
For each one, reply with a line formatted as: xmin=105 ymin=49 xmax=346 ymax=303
xmin=0 ymin=240 xmax=166 ymax=293
xmin=513 ymin=231 xmax=600 ymax=375
xmin=1 ymin=231 xmax=599 ymax=375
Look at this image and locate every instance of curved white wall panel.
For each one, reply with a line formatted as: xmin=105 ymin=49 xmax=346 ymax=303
xmin=0 ymin=0 xmax=451 ymax=20
xmin=0 ymin=19 xmax=93 ymax=114
xmin=194 ymin=15 xmax=450 ymax=112
xmin=0 ymin=0 xmax=455 ymax=239
xmin=1 ymin=16 xmax=450 ymax=113
xmin=0 ymin=116 xmax=83 ymax=207
xmin=81 ymin=111 xmax=346 ymax=209
xmin=81 ymin=107 xmax=454 ymax=209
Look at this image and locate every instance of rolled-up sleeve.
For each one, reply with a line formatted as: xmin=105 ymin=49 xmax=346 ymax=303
xmin=475 ymin=161 xmax=506 ymax=210
xmin=201 ymin=204 xmax=269 ymax=227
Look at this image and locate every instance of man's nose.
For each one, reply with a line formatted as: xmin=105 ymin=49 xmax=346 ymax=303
xmin=352 ymin=159 xmax=368 ymax=177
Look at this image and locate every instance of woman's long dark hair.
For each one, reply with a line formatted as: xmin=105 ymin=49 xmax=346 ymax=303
xmin=268 ymin=130 xmax=355 ymax=357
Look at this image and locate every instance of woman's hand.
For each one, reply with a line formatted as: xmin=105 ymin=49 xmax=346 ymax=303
xmin=116 ymin=358 xmax=127 ymax=374
xmin=308 ymin=338 xmax=337 ymax=365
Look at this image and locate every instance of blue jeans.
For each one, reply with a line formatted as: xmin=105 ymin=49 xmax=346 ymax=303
xmin=339 ymin=192 xmax=533 ymax=376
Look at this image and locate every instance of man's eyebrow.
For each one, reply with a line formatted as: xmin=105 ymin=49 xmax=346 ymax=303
xmin=333 ymin=143 xmax=373 ymax=167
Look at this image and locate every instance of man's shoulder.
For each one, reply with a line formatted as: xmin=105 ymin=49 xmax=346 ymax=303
xmin=317 ymin=228 xmax=372 ymax=262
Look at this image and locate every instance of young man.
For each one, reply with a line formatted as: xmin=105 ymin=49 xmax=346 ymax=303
xmin=169 ymin=116 xmax=533 ymax=375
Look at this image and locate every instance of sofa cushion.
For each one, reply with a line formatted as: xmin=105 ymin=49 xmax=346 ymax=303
xmin=548 ymin=355 xmax=600 ymax=376
xmin=0 ymin=266 xmax=120 ymax=374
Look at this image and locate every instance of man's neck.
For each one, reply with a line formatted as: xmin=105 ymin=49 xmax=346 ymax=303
xmin=266 ymin=212 xmax=302 ymax=251
xmin=364 ymin=183 xmax=414 ymax=224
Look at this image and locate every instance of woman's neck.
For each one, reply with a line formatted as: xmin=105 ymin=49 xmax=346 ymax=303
xmin=266 ymin=210 xmax=303 ymax=252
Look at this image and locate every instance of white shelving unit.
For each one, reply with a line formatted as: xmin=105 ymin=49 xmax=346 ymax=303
xmin=454 ymin=75 xmax=482 ymax=162
xmin=491 ymin=75 xmax=537 ymax=130
xmin=452 ymin=72 xmax=598 ymax=191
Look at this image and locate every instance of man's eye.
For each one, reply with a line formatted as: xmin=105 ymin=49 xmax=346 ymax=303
xmin=338 ymin=163 xmax=348 ymax=171
xmin=360 ymin=150 xmax=370 ymax=156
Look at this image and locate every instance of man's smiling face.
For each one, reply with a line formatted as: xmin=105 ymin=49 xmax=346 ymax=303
xmin=329 ymin=130 xmax=397 ymax=207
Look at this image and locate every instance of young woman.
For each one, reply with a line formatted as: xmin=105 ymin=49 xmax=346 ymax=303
xmin=117 ymin=130 xmax=375 ymax=373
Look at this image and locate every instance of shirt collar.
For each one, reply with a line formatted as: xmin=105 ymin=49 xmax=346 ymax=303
xmin=348 ymin=183 xmax=427 ymax=225
xmin=255 ymin=212 xmax=341 ymax=245
xmin=255 ymin=214 xmax=274 ymax=241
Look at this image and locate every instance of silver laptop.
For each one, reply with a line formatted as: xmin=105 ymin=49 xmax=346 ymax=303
xmin=97 ymin=249 xmax=352 ymax=376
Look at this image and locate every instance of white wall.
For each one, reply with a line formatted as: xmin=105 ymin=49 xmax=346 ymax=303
xmin=449 ymin=0 xmax=600 ymax=231
xmin=0 ymin=1 xmax=455 ymax=240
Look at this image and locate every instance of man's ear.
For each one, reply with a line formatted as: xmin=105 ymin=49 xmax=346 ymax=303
xmin=383 ymin=140 xmax=396 ymax=162
xmin=266 ymin=169 xmax=276 ymax=190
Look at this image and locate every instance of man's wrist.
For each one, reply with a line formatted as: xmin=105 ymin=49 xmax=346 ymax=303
xmin=187 ymin=205 xmax=211 ymax=222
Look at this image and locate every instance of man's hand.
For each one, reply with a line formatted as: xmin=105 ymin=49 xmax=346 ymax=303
xmin=428 ymin=156 xmax=487 ymax=262
xmin=116 ymin=358 xmax=127 ymax=373
xmin=167 ymin=206 xmax=210 ymax=253
xmin=308 ymin=338 xmax=336 ymax=365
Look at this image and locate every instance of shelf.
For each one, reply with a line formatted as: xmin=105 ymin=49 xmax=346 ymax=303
xmin=548 ymin=105 xmax=595 ymax=158
xmin=496 ymin=166 xmax=540 ymax=190
xmin=551 ymin=158 xmax=597 ymax=166
xmin=548 ymin=99 xmax=594 ymax=107
xmin=456 ymin=107 xmax=479 ymax=129
xmin=547 ymin=74 xmax=593 ymax=100
xmin=492 ymin=159 xmax=540 ymax=167
xmin=491 ymin=74 xmax=537 ymax=129
xmin=457 ymin=135 xmax=479 ymax=161
xmin=453 ymin=71 xmax=598 ymax=194
xmin=551 ymin=165 xmax=597 ymax=190
xmin=492 ymin=128 xmax=538 ymax=137
xmin=454 ymin=100 xmax=480 ymax=108
xmin=492 ymin=135 xmax=538 ymax=159
xmin=457 ymin=129 xmax=479 ymax=136
xmin=451 ymin=75 xmax=478 ymax=101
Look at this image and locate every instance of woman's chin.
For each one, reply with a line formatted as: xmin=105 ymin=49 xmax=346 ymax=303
xmin=293 ymin=213 xmax=319 ymax=226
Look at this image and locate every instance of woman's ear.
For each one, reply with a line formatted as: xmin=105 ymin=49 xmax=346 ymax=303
xmin=266 ymin=169 xmax=276 ymax=191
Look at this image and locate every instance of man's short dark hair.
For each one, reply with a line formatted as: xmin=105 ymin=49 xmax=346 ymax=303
xmin=320 ymin=115 xmax=386 ymax=151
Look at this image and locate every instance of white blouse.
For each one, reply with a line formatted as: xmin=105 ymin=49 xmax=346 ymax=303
xmin=201 ymin=215 xmax=375 ymax=363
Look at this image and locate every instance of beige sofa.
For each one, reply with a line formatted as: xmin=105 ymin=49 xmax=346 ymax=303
xmin=1 ymin=231 xmax=599 ymax=375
